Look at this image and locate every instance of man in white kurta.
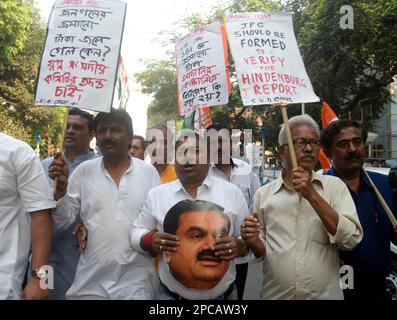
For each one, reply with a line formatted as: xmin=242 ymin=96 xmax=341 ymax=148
xmin=130 ymin=133 xmax=250 ymax=300
xmin=131 ymin=174 xmax=248 ymax=299
xmin=205 ymin=124 xmax=261 ymax=299
xmin=0 ymin=133 xmax=55 ymax=299
xmin=51 ymin=108 xmax=160 ymax=299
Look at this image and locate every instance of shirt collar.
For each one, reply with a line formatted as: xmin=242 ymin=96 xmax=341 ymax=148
xmin=171 ymin=172 xmax=212 ymax=193
xmin=329 ymin=166 xmax=371 ymax=189
xmin=360 ymin=169 xmax=373 ymax=189
xmin=210 ymin=156 xmax=236 ymax=168
xmin=100 ymin=156 xmax=133 ymax=173
xmin=64 ymin=150 xmax=97 ymax=166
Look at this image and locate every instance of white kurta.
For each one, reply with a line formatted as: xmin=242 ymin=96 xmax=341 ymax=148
xmin=0 ymin=133 xmax=55 ymax=299
xmin=52 ymin=157 xmax=160 ymax=299
xmin=209 ymin=158 xmax=260 ymax=212
xmin=130 ymin=174 xmax=249 ymax=300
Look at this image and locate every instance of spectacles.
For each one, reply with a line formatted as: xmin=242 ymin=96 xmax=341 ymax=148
xmin=290 ymin=139 xmax=320 ymax=149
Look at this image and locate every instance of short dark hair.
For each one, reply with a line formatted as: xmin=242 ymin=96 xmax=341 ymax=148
xmin=163 ymin=199 xmax=229 ymax=235
xmin=320 ymin=119 xmax=367 ymax=157
xmin=94 ymin=108 xmax=133 ymax=138
xmin=133 ymin=135 xmax=146 ymax=149
xmin=68 ymin=108 xmax=95 ymax=131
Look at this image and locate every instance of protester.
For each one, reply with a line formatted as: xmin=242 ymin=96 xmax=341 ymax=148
xmin=0 ymin=132 xmax=55 ymax=300
xmin=130 ymin=131 xmax=251 ymax=300
xmin=371 ymin=159 xmax=380 ymax=167
xmin=245 ymin=114 xmax=363 ymax=299
xmin=320 ymin=119 xmax=397 ymax=300
xmin=50 ymin=108 xmax=160 ymax=299
xmin=130 ymin=135 xmax=146 ymax=160
xmin=41 ymin=107 xmax=98 ymax=300
xmin=146 ymin=124 xmax=177 ymax=183
xmin=205 ymin=124 xmax=260 ymax=299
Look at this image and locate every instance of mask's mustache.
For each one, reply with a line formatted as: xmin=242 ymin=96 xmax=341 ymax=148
xmin=345 ymin=152 xmax=362 ymax=161
xmin=197 ymin=249 xmax=221 ymax=262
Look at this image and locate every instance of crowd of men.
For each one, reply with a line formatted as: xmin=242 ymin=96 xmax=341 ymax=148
xmin=0 ymin=107 xmax=396 ymax=300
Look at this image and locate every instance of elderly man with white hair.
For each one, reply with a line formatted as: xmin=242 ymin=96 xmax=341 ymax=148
xmin=241 ymin=114 xmax=363 ymax=300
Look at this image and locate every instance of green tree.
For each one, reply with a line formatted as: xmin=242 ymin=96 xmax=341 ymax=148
xmin=0 ymin=1 xmax=67 ymax=151
xmin=135 ymin=0 xmax=396 ymax=163
xmin=135 ymin=0 xmax=281 ymax=137
xmin=134 ymin=60 xmax=181 ymax=127
xmin=0 ymin=0 xmax=32 ymax=62
xmin=286 ymin=0 xmax=397 ymax=128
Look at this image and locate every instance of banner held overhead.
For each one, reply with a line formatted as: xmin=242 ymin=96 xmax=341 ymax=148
xmin=226 ymin=12 xmax=320 ymax=106
xmin=176 ymin=22 xmax=230 ymax=116
xmin=35 ymin=0 xmax=127 ymax=113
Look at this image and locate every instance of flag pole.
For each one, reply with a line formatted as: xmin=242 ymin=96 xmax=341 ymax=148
xmin=280 ymin=105 xmax=298 ymax=169
xmin=58 ymin=111 xmax=68 ymax=153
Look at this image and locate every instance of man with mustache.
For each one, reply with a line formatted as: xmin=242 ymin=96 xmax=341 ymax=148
xmin=41 ymin=108 xmax=98 ymax=300
xmin=320 ymin=119 xmax=397 ymax=300
xmin=245 ymin=114 xmax=363 ymax=299
xmin=50 ymin=108 xmax=160 ymax=299
xmin=146 ymin=125 xmax=177 ymax=183
xmin=130 ymin=131 xmax=251 ymax=300
xmin=162 ymin=200 xmax=231 ymax=290
xmin=205 ymin=124 xmax=260 ymax=299
xmin=130 ymin=135 xmax=146 ymax=160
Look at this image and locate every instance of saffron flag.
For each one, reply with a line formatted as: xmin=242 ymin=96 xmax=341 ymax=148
xmin=321 ymin=101 xmax=339 ymax=129
xmin=319 ymin=101 xmax=339 ymax=172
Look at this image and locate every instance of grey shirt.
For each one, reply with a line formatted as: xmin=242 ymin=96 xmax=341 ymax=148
xmin=42 ymin=151 xmax=98 ymax=300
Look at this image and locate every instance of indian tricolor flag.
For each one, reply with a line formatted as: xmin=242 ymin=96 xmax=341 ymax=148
xmin=182 ymin=107 xmax=213 ymax=132
xmin=319 ymin=101 xmax=339 ymax=172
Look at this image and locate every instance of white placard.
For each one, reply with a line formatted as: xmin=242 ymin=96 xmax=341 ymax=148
xmin=226 ymin=12 xmax=319 ymax=106
xmin=176 ymin=23 xmax=229 ymax=116
xmin=35 ymin=0 xmax=127 ymax=113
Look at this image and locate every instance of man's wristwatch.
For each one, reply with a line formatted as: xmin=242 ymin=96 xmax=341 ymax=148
xmin=32 ymin=266 xmax=47 ymax=280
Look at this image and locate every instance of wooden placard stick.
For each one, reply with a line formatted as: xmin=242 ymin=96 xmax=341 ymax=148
xmin=280 ymin=104 xmax=298 ymax=169
xmin=54 ymin=110 xmax=68 ymax=189
xmin=58 ymin=111 xmax=68 ymax=153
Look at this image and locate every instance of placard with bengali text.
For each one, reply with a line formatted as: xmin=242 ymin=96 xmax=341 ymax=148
xmin=35 ymin=0 xmax=127 ymax=113
xmin=176 ymin=22 xmax=230 ymax=116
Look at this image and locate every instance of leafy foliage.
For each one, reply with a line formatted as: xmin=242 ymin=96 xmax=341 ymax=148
xmin=0 ymin=0 xmax=67 ymax=152
xmin=0 ymin=0 xmax=32 ymax=62
xmin=133 ymin=0 xmax=397 ymax=162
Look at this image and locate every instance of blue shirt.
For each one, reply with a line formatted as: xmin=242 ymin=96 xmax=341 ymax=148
xmin=42 ymin=151 xmax=99 ymax=300
xmin=327 ymin=167 xmax=396 ymax=288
